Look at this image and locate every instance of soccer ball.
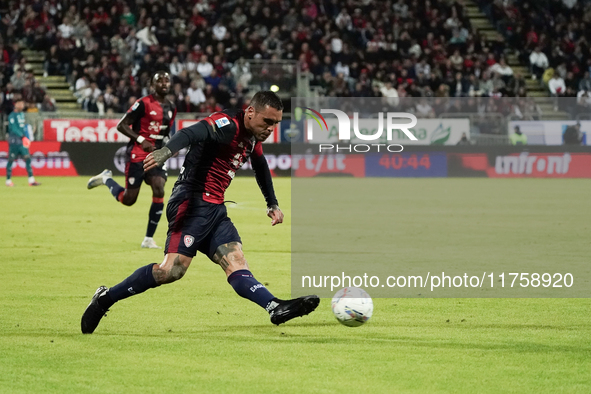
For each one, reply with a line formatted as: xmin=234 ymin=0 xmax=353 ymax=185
xmin=331 ymin=287 xmax=373 ymax=327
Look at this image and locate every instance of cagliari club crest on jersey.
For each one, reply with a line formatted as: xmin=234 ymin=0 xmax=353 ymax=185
xmin=184 ymin=235 xmax=195 ymax=248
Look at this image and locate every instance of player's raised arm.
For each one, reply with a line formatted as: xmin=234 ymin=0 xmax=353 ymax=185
xmin=117 ymin=101 xmax=154 ymax=153
xmin=250 ymin=143 xmax=282 ymax=226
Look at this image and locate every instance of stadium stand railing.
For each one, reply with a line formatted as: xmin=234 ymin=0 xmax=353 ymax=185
xmin=440 ymin=112 xmax=508 ymax=137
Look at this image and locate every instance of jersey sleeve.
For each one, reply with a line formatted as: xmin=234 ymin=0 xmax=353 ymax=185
xmin=205 ymin=112 xmax=238 ymax=140
xmin=250 ymin=142 xmax=279 ymax=207
xmin=7 ymin=114 xmax=17 ymax=135
xmin=165 ymin=115 xmax=237 ymax=154
xmin=125 ymin=99 xmax=145 ymax=124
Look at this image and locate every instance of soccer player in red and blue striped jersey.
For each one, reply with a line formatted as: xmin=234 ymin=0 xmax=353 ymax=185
xmin=87 ymin=71 xmax=176 ymax=249
xmin=81 ymin=91 xmax=319 ymax=333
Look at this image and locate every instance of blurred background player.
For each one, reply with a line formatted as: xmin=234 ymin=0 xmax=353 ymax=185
xmin=86 ymin=71 xmax=176 ymax=249
xmin=81 ymin=91 xmax=319 ymax=334
xmin=5 ymin=99 xmax=40 ymax=187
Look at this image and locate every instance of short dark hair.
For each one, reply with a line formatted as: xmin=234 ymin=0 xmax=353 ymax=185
xmin=250 ymin=91 xmax=283 ymax=111
xmin=152 ymin=70 xmax=170 ymax=84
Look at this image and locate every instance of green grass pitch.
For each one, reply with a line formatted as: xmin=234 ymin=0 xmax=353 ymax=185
xmin=1 ymin=176 xmax=590 ymax=393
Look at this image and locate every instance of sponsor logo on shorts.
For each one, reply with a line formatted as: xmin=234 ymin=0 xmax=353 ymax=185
xmin=129 ymin=177 xmax=135 ymax=185
xmin=168 ymin=111 xmax=173 ymax=118
xmin=184 ymin=235 xmax=195 ymax=248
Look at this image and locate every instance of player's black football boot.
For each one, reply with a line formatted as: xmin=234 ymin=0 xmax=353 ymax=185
xmin=269 ymin=295 xmax=320 ymax=325
xmin=81 ymin=286 xmax=110 ymax=334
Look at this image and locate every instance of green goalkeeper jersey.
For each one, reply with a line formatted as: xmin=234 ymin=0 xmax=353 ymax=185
xmin=7 ymin=111 xmax=27 ymax=145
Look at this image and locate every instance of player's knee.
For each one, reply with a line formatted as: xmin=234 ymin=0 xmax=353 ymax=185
xmin=229 ymin=250 xmax=247 ymax=266
xmin=121 ymin=194 xmax=138 ymax=206
xmin=152 ymin=187 xmax=165 ymax=199
xmin=168 ymin=264 xmax=187 ymax=282
xmin=154 ymin=255 xmax=190 ymax=284
xmin=226 ymin=249 xmax=249 ymax=271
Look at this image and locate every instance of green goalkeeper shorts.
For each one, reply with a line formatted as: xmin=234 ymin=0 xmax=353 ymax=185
xmin=8 ymin=144 xmax=30 ymax=160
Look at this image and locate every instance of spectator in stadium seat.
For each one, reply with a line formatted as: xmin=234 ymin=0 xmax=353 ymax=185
xmin=565 ymin=71 xmax=578 ymax=92
xmin=449 ymin=50 xmax=464 ymax=71
xmin=548 ymin=73 xmax=566 ymax=110
xmin=10 ymin=70 xmax=25 ymax=91
xmin=450 ymin=72 xmax=470 ymax=97
xmin=187 ymin=80 xmax=206 ymax=106
xmin=44 ymin=46 xmax=61 ymax=77
xmin=177 ymin=94 xmax=198 ymax=113
xmin=508 ymin=73 xmax=526 ymax=97
xmin=232 ymin=7 xmax=248 ymax=29
xmin=204 ymin=70 xmax=222 ymax=90
xmin=197 ymin=55 xmax=213 ymax=78
xmin=184 ymin=53 xmax=198 ymax=74
xmin=136 ymin=21 xmax=159 ymax=53
xmin=169 ymin=56 xmax=184 ymax=77
xmin=491 ymin=72 xmax=507 ymax=95
xmin=58 ymin=17 xmax=74 ymax=39
xmin=1 ymin=83 xmax=17 ymax=115
xmin=490 ymin=58 xmax=514 ymax=83
xmin=380 ymin=81 xmax=399 ymax=107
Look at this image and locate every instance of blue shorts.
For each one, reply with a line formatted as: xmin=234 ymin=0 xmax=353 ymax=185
xmin=164 ymin=189 xmax=241 ymax=260
xmin=125 ymin=161 xmax=167 ymax=190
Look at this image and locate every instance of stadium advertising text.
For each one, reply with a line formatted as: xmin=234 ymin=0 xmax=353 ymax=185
xmin=449 ymin=152 xmax=591 ymax=178
xmin=0 ymin=142 xmax=78 ymax=176
xmin=43 ymin=119 xmax=130 ymax=142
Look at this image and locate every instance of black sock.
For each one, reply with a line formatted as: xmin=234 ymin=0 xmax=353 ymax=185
xmin=146 ymin=199 xmax=164 ymax=237
xmin=105 ymin=178 xmax=125 ymax=201
xmin=227 ymin=269 xmax=276 ymax=311
xmin=106 ymin=263 xmax=160 ymax=305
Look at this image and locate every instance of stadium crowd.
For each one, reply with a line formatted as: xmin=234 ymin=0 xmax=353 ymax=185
xmin=476 ymin=0 xmax=591 ymax=111
xmin=1 ymin=0 xmax=591 ymax=119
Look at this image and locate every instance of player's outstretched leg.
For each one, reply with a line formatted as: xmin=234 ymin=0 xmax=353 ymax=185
xmin=214 ymin=242 xmax=320 ymax=325
xmin=87 ymin=169 xmax=113 ymax=190
xmin=87 ymin=169 xmax=139 ymax=206
xmin=81 ymin=254 xmax=191 ymax=334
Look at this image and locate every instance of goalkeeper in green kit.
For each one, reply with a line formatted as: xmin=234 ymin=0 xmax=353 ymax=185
xmin=5 ymin=99 xmax=40 ymax=187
